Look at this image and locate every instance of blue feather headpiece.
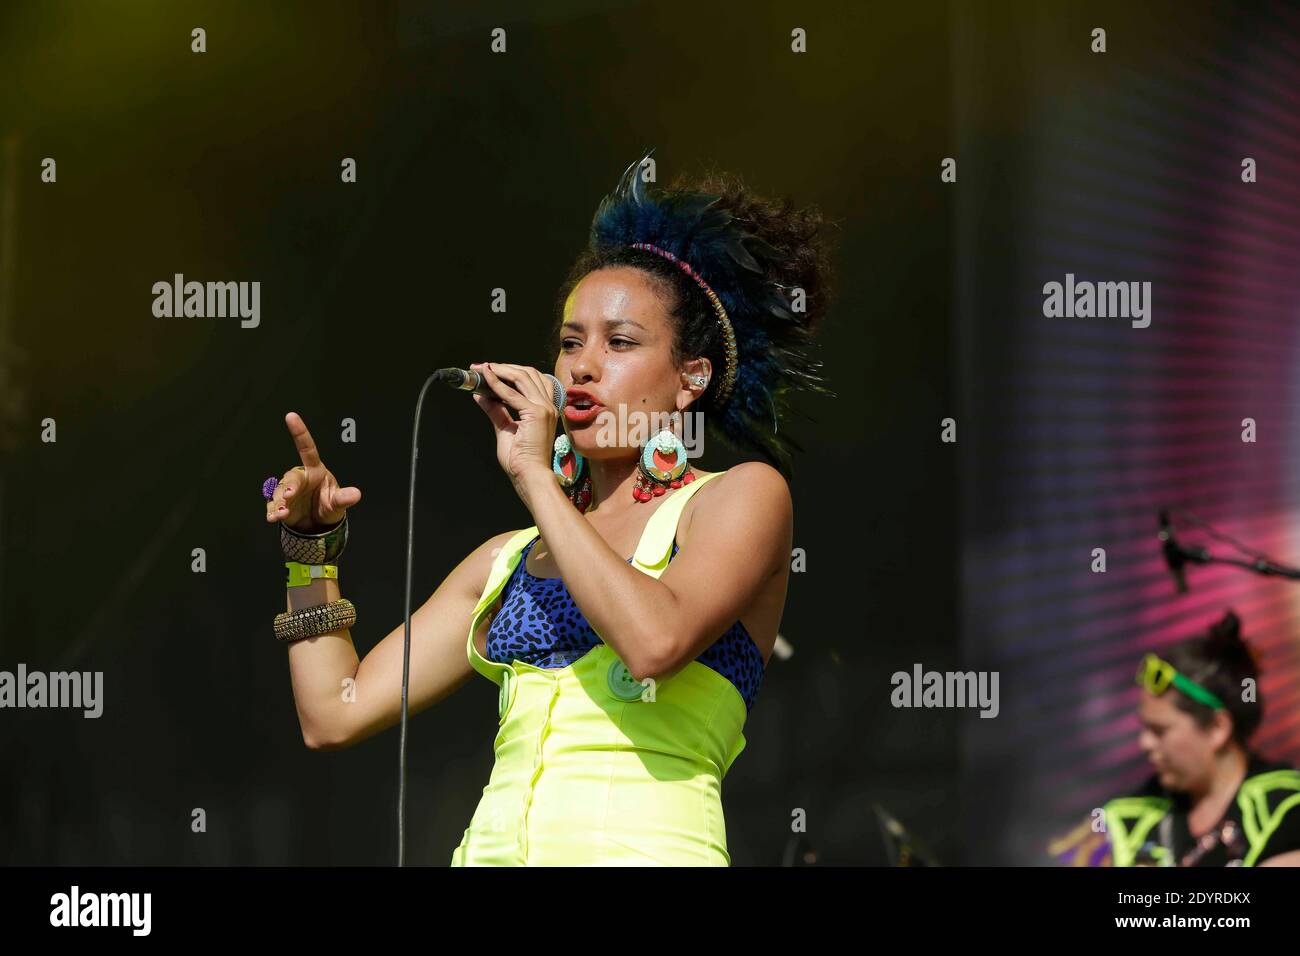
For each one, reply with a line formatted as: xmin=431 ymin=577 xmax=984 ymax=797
xmin=586 ymin=147 xmax=835 ymax=468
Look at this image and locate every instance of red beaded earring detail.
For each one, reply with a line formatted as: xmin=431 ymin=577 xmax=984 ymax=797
xmin=633 ymin=411 xmax=694 ymax=502
xmin=553 ymin=434 xmax=592 ymax=512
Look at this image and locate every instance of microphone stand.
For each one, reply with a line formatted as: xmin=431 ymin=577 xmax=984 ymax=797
xmin=1158 ymin=510 xmax=1300 ymax=593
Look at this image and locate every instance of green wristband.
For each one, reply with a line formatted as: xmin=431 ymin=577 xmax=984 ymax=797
xmin=285 ymin=562 xmax=339 ymax=588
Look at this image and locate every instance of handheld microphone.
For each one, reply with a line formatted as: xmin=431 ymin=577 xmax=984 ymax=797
xmin=433 ymin=367 xmax=566 ymax=415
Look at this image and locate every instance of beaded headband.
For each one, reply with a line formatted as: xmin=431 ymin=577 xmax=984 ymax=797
xmin=628 ymin=241 xmax=739 ymax=407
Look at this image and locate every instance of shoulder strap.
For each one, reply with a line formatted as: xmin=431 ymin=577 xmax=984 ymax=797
xmin=1103 ymin=795 xmax=1173 ymax=867
xmin=466 ymin=527 xmax=539 ymax=685
xmin=473 ymin=527 xmax=539 ymax=618
xmin=1238 ymin=769 xmax=1300 ymax=866
xmin=631 ymin=470 xmax=726 ymax=578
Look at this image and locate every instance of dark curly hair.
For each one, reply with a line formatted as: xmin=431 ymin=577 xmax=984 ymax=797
xmin=548 ymin=150 xmax=839 ymax=476
xmin=1162 ymin=609 xmax=1262 ymax=745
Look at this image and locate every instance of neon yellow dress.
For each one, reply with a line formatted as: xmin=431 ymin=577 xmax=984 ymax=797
xmin=450 ymin=470 xmax=753 ymax=865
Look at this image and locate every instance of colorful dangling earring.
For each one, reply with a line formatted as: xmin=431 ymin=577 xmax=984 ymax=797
xmin=633 ymin=411 xmax=694 ymax=502
xmin=553 ymin=433 xmax=592 ymax=512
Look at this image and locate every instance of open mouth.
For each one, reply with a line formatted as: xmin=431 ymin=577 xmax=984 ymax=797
xmin=563 ymin=400 xmax=604 ymax=423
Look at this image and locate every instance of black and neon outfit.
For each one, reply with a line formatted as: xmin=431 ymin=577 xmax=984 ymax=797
xmin=1102 ymin=755 xmax=1300 ymax=867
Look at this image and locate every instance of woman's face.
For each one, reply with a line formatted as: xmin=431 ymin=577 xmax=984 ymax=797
xmin=1137 ymin=691 xmax=1231 ymax=792
xmin=555 ymin=266 xmax=704 ymax=457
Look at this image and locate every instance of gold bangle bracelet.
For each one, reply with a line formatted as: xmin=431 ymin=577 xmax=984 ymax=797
xmin=274 ymin=598 xmax=357 ymax=643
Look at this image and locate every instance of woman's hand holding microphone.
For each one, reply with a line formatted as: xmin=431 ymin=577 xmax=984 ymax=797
xmin=468 ymin=362 xmax=562 ymax=502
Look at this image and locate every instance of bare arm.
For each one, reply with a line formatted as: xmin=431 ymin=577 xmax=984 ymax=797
xmin=288 ymin=529 xmax=515 ymax=750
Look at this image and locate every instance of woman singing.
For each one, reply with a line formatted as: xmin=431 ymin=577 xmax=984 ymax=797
xmin=265 ymin=150 xmax=837 ymax=865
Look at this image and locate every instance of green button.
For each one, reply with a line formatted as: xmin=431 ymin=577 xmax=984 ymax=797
xmin=607 ymin=659 xmax=645 ymax=701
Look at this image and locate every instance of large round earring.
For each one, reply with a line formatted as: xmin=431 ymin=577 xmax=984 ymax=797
xmin=633 ymin=411 xmax=694 ymax=502
xmin=553 ymin=434 xmax=592 ymax=512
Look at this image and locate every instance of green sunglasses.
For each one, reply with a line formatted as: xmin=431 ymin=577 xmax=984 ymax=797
xmin=1136 ymin=653 xmax=1226 ymax=710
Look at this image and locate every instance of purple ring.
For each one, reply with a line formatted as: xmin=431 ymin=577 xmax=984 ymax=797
xmin=262 ymin=476 xmax=279 ymax=501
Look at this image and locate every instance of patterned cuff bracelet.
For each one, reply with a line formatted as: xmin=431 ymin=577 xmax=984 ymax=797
xmin=274 ymin=599 xmax=357 ymax=643
xmin=280 ymin=514 xmax=349 ymax=565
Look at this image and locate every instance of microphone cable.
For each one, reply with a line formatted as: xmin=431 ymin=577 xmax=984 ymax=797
xmin=396 ymin=367 xmax=563 ymax=864
xmin=396 ymin=371 xmax=441 ymax=866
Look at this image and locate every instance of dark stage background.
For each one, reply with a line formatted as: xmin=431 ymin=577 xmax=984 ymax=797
xmin=0 ymin=1 xmax=957 ymax=865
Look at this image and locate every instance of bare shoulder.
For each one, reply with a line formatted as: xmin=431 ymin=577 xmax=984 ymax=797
xmin=689 ymin=461 xmax=791 ymax=509
xmin=722 ymin=460 xmax=791 ymax=499
xmin=680 ymin=462 xmax=792 ymax=549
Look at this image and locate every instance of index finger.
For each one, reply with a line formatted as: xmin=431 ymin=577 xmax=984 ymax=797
xmin=284 ymin=412 xmax=323 ymax=469
xmin=488 ymin=363 xmax=545 ymax=406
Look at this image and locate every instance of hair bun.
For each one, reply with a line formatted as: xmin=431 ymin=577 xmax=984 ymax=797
xmin=1209 ymin=609 xmax=1241 ymax=643
xmin=1207 ymin=608 xmax=1260 ymax=669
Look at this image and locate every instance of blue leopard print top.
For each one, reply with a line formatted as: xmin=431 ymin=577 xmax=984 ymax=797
xmin=486 ymin=536 xmax=765 ymax=712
